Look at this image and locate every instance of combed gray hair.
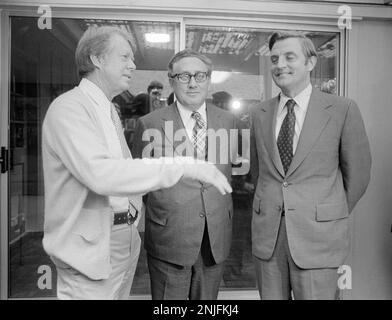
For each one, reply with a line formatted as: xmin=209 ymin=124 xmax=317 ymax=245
xmin=268 ymin=31 xmax=318 ymax=61
xmin=75 ymin=25 xmax=133 ymax=78
xmin=167 ymin=49 xmax=213 ymax=77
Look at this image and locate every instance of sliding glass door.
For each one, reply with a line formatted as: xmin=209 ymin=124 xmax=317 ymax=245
xmin=5 ymin=13 xmax=341 ymax=299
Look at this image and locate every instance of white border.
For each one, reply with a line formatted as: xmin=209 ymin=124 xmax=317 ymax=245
xmin=0 ymin=0 xmax=391 ymax=19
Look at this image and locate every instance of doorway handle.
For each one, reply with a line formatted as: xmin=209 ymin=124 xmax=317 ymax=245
xmin=0 ymin=147 xmax=9 ymax=173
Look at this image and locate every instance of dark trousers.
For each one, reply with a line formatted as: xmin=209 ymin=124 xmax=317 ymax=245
xmin=148 ymin=223 xmax=224 ymax=300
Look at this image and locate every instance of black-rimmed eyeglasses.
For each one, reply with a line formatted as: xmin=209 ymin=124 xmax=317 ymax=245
xmin=169 ymin=72 xmax=210 ymax=84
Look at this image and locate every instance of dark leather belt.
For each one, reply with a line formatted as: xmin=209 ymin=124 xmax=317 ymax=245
xmin=114 ymin=209 xmax=138 ymax=225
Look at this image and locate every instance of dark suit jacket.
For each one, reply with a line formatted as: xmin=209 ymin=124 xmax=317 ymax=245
xmin=250 ymin=88 xmax=371 ymax=269
xmin=132 ymin=102 xmax=237 ymax=266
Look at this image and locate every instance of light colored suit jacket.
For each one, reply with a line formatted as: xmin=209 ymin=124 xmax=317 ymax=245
xmin=132 ymin=103 xmax=236 ymax=266
xmin=250 ymin=89 xmax=371 ymax=269
xmin=42 ymin=86 xmax=187 ymax=280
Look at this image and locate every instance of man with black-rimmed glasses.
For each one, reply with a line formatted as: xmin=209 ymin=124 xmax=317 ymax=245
xmin=132 ymin=49 xmax=238 ymax=300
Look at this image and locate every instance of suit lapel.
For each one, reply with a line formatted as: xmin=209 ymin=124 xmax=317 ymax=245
xmin=161 ymin=103 xmax=192 ymax=156
xmin=205 ymin=103 xmax=224 ymax=163
xmin=260 ymin=97 xmax=285 ymax=177
xmin=286 ymin=89 xmax=331 ymax=176
xmin=206 ymin=102 xmax=222 ymax=132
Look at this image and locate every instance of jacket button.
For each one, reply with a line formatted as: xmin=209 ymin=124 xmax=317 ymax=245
xmin=283 ymin=181 xmax=288 ymax=187
xmin=276 ymin=205 xmax=281 ymax=211
xmin=199 ymin=212 xmax=206 ymax=218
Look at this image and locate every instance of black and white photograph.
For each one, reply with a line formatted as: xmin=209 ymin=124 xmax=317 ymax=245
xmin=0 ymin=0 xmax=391 ymax=309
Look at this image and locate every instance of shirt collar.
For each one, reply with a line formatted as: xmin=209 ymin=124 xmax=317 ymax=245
xmin=176 ymin=101 xmax=207 ymax=122
xmin=278 ymin=83 xmax=312 ymax=115
xmin=79 ymin=78 xmax=112 ymax=113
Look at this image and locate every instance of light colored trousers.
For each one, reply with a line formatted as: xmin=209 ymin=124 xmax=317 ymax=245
xmin=55 ymin=223 xmax=141 ymax=300
xmin=254 ymin=218 xmax=339 ymax=300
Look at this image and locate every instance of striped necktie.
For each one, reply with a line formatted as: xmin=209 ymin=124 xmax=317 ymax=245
xmin=191 ymin=111 xmax=207 ymax=160
xmin=110 ymin=103 xmax=141 ymax=218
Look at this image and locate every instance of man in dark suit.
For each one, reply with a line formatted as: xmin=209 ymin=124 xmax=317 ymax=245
xmin=250 ymin=31 xmax=371 ymax=299
xmin=132 ymin=49 xmax=237 ymax=300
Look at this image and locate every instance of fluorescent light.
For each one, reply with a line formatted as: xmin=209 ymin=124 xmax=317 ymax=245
xmin=145 ymin=33 xmax=170 ymax=43
xmin=211 ymin=71 xmax=231 ymax=84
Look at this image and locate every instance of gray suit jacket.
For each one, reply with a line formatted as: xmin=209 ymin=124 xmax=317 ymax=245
xmin=250 ymin=88 xmax=371 ymax=269
xmin=132 ymin=102 xmax=236 ymax=266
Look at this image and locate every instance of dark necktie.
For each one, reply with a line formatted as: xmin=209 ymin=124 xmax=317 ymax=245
xmin=191 ymin=111 xmax=207 ymax=160
xmin=277 ymin=99 xmax=296 ymax=174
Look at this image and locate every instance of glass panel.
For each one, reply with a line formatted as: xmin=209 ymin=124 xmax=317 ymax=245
xmin=9 ymin=16 xmax=179 ymax=298
xmin=8 ymin=16 xmax=339 ymax=298
xmin=186 ymin=25 xmax=340 ymax=290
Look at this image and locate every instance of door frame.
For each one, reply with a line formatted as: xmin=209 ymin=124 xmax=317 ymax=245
xmin=0 ymin=5 xmax=346 ymax=300
xmin=0 ymin=8 xmax=11 ymax=301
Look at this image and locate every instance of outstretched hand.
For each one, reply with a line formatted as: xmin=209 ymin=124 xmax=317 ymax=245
xmin=180 ymin=158 xmax=232 ymax=195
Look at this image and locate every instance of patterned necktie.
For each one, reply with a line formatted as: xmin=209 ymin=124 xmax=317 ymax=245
xmin=110 ymin=103 xmax=141 ymax=218
xmin=277 ymin=99 xmax=296 ymax=174
xmin=191 ymin=111 xmax=207 ymax=160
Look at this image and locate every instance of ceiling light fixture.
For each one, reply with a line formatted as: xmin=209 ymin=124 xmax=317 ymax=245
xmin=145 ymin=33 xmax=170 ymax=43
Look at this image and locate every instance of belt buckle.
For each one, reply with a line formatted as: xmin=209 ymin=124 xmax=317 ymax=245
xmin=126 ymin=202 xmax=139 ymax=225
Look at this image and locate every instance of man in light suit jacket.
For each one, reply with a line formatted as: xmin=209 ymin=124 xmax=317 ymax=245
xmin=41 ymin=27 xmax=231 ymax=300
xmin=250 ymin=31 xmax=371 ymax=299
xmin=132 ymin=50 xmax=237 ymax=300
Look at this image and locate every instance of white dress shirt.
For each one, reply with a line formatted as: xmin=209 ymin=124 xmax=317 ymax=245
xmin=79 ymin=78 xmax=132 ymax=212
xmin=176 ymin=101 xmax=207 ymax=141
xmin=275 ymin=84 xmax=312 ymax=154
